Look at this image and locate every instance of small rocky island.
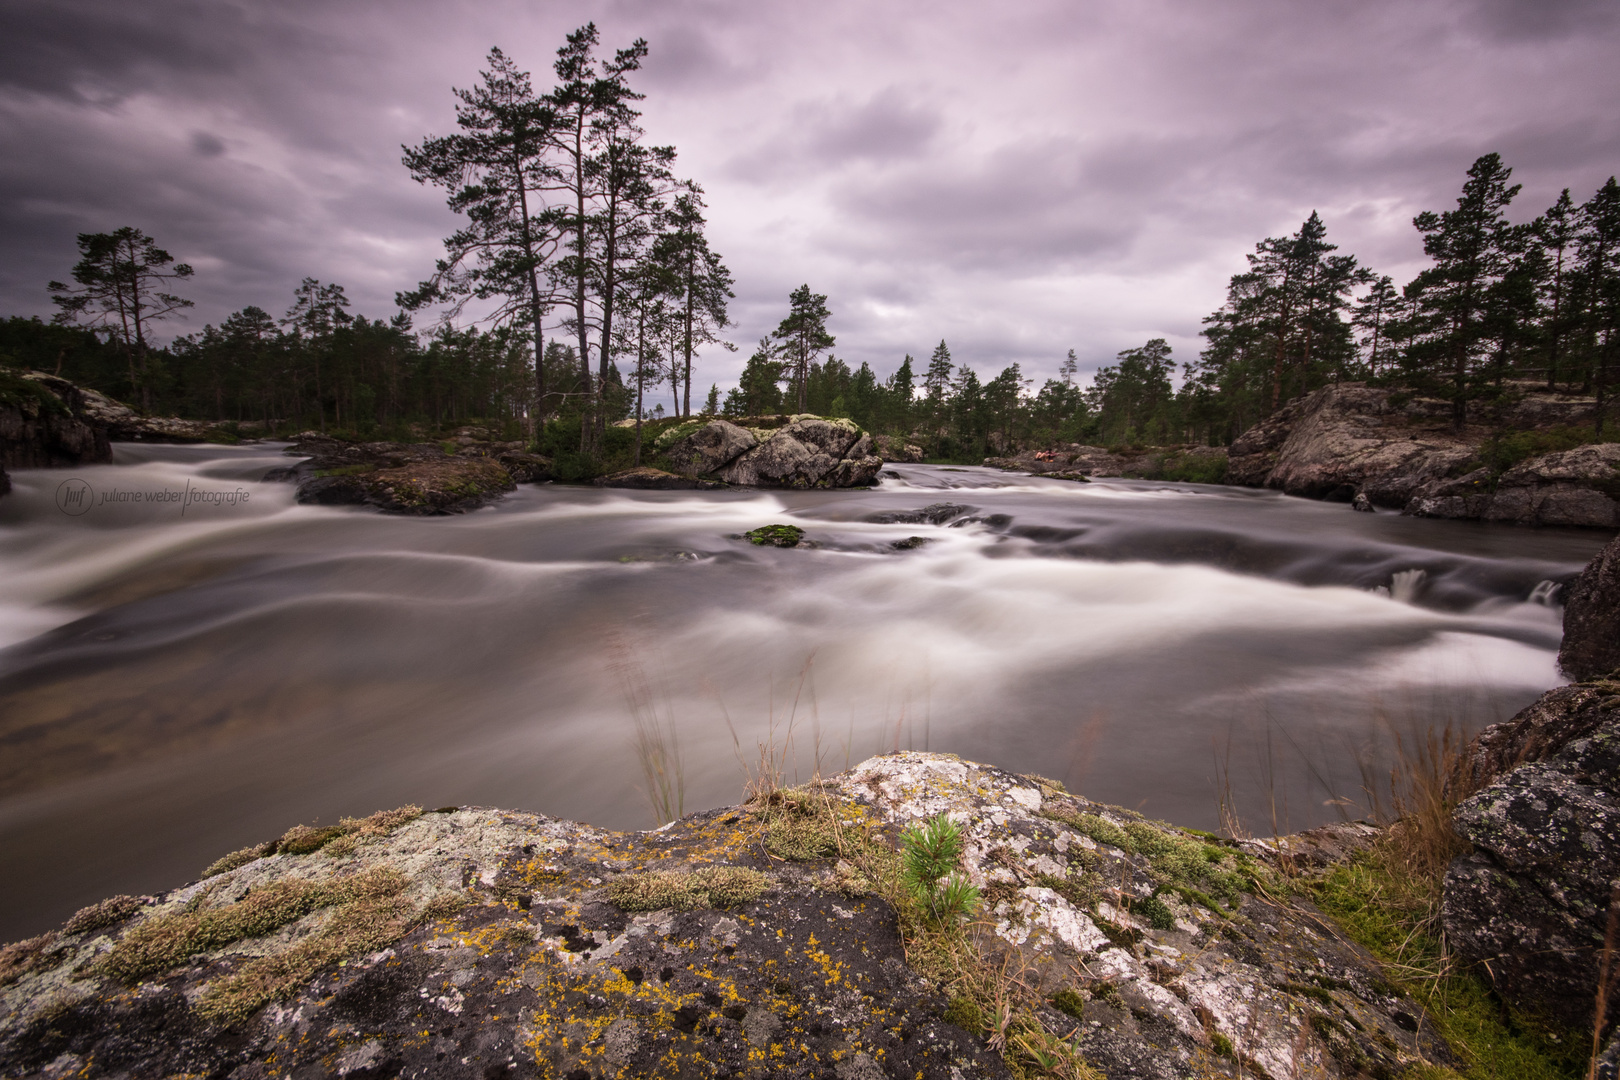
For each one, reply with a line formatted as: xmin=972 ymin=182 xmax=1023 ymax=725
xmin=4 ymin=533 xmax=1620 ymax=1079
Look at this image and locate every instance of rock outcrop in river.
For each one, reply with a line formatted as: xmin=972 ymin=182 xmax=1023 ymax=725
xmin=0 ymin=755 xmax=1452 ymax=1080
xmin=269 ymin=433 xmax=539 ymax=514
xmin=645 ymin=415 xmax=884 ymax=489
xmin=1227 ymin=382 xmax=1618 ymax=525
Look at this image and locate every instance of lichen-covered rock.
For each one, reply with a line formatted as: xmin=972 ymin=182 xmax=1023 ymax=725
xmin=1444 ymin=689 xmax=1620 ymax=1033
xmin=0 ymin=754 xmax=1449 ymax=1080
xmin=1562 ymin=534 xmax=1620 ymax=680
xmin=717 ymin=417 xmax=875 ymax=488
xmin=872 ymin=434 xmax=924 ymax=463
xmin=833 ymin=754 xmax=1451 ymax=1080
xmin=660 ymin=419 xmax=757 ymax=476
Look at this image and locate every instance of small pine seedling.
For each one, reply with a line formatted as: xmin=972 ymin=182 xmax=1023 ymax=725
xmin=900 ymin=814 xmax=980 ymax=923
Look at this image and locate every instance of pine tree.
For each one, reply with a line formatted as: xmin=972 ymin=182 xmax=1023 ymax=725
xmin=1404 ymin=153 xmax=1524 ymax=429
xmin=770 ymin=285 xmax=834 ymax=413
xmin=1352 ymin=276 xmax=1400 ymax=377
xmin=49 ymin=227 xmax=195 ymax=412
xmin=1578 ymin=177 xmax=1620 ymax=434
xmin=400 ymin=47 xmax=557 ymax=435
xmin=1537 ymin=189 xmax=1581 ymax=390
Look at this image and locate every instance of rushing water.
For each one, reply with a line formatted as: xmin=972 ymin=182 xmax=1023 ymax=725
xmin=0 ymin=443 xmax=1609 ymax=939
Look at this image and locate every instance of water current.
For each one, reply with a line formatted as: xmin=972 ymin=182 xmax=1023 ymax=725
xmin=0 ymin=442 xmax=1610 ymax=939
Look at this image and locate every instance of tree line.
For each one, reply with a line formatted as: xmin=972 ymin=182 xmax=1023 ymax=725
xmin=13 ymin=126 xmax=1617 ymax=465
xmin=11 ymin=25 xmax=738 ymax=447
xmin=752 ymin=153 xmax=1620 ymax=460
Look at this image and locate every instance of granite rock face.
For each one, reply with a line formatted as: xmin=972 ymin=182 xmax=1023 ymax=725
xmin=1444 ymin=685 xmax=1620 ymax=1034
xmin=0 ymin=754 xmax=1449 ymax=1080
xmin=1227 ymin=384 xmax=1474 ymax=504
xmin=1561 ymin=533 xmax=1620 ymax=680
xmin=1226 ymin=382 xmax=1620 ymax=525
xmin=659 ymin=418 xmax=757 ymax=477
xmin=0 ymin=372 xmax=112 ymax=471
xmin=716 ymin=417 xmax=882 ymax=489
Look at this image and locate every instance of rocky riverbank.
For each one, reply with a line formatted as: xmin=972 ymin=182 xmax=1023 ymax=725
xmin=0 ymin=756 xmax=1445 ymax=1080
xmin=987 ymin=382 xmax=1620 ymax=528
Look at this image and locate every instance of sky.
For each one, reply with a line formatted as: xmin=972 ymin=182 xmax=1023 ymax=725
xmin=1 ymin=0 xmax=1617 ymax=391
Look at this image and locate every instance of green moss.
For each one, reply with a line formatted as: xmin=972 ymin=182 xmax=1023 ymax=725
xmin=1033 ymin=871 xmax=1098 ymax=911
xmin=314 ymin=463 xmax=376 ymax=478
xmin=606 ymin=866 xmax=771 ymax=912
xmin=762 ymin=789 xmax=839 ymax=861
xmin=0 ymin=370 xmax=68 ymax=416
xmin=1210 ymin=1032 xmax=1234 ymax=1057
xmin=743 ymin=524 xmax=804 ymax=547
xmin=1050 ymin=987 xmax=1086 ymax=1020
xmin=1314 ymin=859 xmax=1584 ymax=1080
xmin=1130 ymin=893 xmax=1177 ymax=931
xmin=193 ymin=870 xmax=413 ymax=1023
xmin=943 ymin=995 xmax=986 ymax=1033
xmin=63 ymin=895 xmax=142 ymax=935
xmin=99 ymin=867 xmax=408 ymax=984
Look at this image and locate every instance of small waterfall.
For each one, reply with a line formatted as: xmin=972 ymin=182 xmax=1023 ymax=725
xmin=1528 ymin=580 xmax=1563 ymax=607
xmin=1373 ymin=569 xmax=1427 ymax=604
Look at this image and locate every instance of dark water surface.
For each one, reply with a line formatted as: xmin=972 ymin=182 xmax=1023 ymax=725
xmin=0 ymin=443 xmax=1610 ymax=939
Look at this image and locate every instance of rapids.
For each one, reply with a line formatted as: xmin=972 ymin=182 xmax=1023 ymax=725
xmin=0 ymin=443 xmax=1609 ymax=939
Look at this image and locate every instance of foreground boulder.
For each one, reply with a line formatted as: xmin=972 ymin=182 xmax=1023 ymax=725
xmin=1445 ymin=543 xmax=1620 ymax=1040
xmin=0 ymin=754 xmax=1450 ymax=1080
xmin=1444 ymin=681 xmax=1620 ymax=1037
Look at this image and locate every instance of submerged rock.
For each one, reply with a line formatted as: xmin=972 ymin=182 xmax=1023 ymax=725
xmin=741 ymin=523 xmax=805 ymax=547
xmin=272 ymin=434 xmax=531 ymax=514
xmin=0 ymin=754 xmax=1452 ymax=1080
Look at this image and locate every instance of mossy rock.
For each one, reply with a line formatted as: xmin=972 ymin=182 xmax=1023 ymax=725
xmin=743 ymin=524 xmax=804 ymax=547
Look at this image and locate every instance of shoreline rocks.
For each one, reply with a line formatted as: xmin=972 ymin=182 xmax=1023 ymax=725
xmin=1443 ymin=533 xmax=1620 ymax=1042
xmin=1 ymin=755 xmax=1451 ymax=1080
xmin=1228 ymin=382 xmax=1620 ymax=525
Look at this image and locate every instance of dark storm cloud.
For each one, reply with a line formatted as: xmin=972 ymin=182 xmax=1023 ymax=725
xmin=0 ymin=0 xmax=1616 ymax=388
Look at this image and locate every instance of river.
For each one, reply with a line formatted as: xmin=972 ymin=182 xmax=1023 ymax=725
xmin=0 ymin=442 xmax=1608 ymax=940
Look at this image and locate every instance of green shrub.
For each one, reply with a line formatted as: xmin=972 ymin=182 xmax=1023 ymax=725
xmin=1478 ymin=426 xmax=1602 ymax=477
